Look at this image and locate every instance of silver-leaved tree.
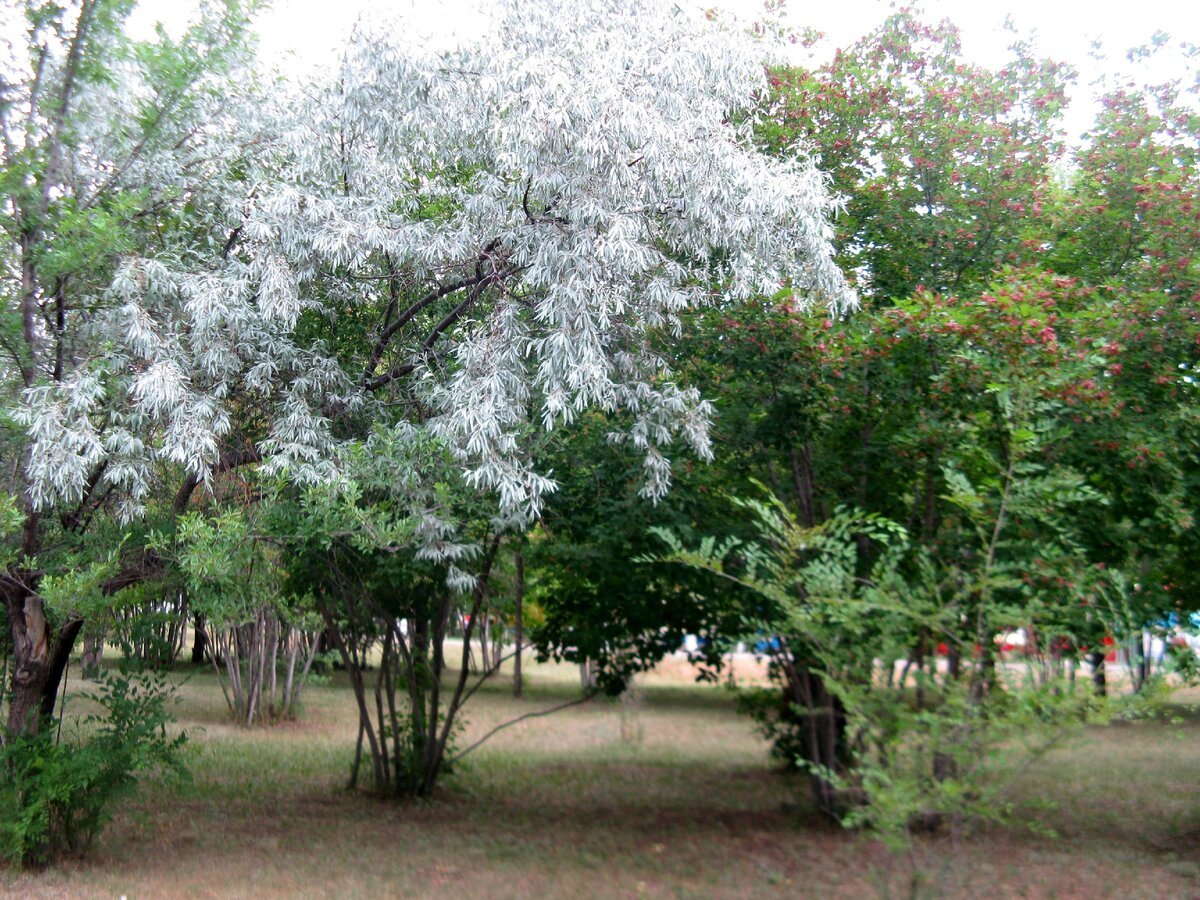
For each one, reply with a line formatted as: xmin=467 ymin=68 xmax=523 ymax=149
xmin=3 ymin=0 xmax=853 ymax=743
xmin=0 ymin=0 xmax=274 ymax=738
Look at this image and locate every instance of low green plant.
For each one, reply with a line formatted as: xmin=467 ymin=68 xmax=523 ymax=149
xmin=0 ymin=669 xmax=187 ymax=868
xmin=651 ymin=481 xmax=1134 ymax=834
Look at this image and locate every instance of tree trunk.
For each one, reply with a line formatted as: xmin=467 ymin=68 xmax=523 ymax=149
xmin=4 ymin=583 xmax=48 ymax=737
xmin=782 ymin=661 xmax=852 ymax=822
xmin=1089 ymin=649 xmax=1107 ymax=696
xmin=619 ymin=674 xmax=643 ymax=744
xmin=513 ymin=545 xmax=524 ymax=698
xmin=579 ymin=659 xmax=596 ymax=693
xmin=191 ymin=612 xmax=208 ymax=664
xmin=946 ymin=640 xmax=961 ymax=682
xmin=81 ymin=634 xmax=104 ymax=678
xmin=789 ymin=445 xmax=816 ymax=528
xmin=4 ymin=589 xmax=81 ymax=738
xmin=479 ymin=613 xmax=491 ymax=672
xmin=970 ymin=603 xmax=994 ymax=704
xmin=1135 ymin=630 xmax=1149 ymax=693
xmin=39 ymin=617 xmax=83 ymax=721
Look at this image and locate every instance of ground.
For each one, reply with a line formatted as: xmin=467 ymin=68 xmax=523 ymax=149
xmin=3 ymin=648 xmax=1199 ymax=898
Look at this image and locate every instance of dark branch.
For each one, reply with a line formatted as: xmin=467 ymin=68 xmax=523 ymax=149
xmin=173 ymin=446 xmax=262 ymax=515
xmin=520 ymin=180 xmax=569 ymax=227
xmin=102 ymin=548 xmax=163 ymax=596
xmin=361 ymin=274 xmax=479 ymax=386
xmin=52 ymin=276 xmax=66 ymax=381
xmin=448 ymin=691 xmax=597 ymax=765
xmin=221 ymin=224 xmax=243 ymax=260
xmin=456 ymin=640 xmax=529 ymax=710
xmin=107 ymin=447 xmax=263 ymax=596
xmin=39 ymin=0 xmax=96 ymax=220
xmin=364 ymin=264 xmax=518 ymax=392
xmin=59 ymin=459 xmax=110 ymax=533
xmin=522 ymin=176 xmax=534 ymax=223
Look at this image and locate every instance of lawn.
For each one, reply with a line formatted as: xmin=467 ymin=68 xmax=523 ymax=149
xmin=4 ymin=650 xmax=1200 ymax=898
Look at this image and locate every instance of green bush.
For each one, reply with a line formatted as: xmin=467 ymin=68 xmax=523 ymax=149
xmin=0 ymin=670 xmax=187 ymax=868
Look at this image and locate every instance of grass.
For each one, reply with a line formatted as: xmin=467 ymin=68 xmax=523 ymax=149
xmin=3 ymin=651 xmax=1200 ymax=898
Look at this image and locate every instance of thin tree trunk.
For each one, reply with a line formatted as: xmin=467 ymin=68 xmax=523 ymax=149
xmin=778 ymin=651 xmax=849 ymax=821
xmin=490 ymin=611 xmax=504 ymax=676
xmin=969 ymin=592 xmax=995 ymax=705
xmin=206 ymin=627 xmax=235 ymax=713
xmin=283 ymin=631 xmax=299 ymax=717
xmin=479 ymin=613 xmax=491 ymax=672
xmin=382 ymin=636 xmax=402 ymax=790
xmin=1135 ymin=630 xmax=1149 ymax=693
xmin=226 ymin=630 xmax=243 ymax=716
xmin=266 ymin=615 xmax=279 ymax=720
xmin=426 ymin=534 xmax=503 ymax=796
xmin=421 ymin=592 xmax=450 ymax=795
xmin=323 ymin=607 xmax=385 ymax=793
xmin=191 ymin=612 xmax=207 ymax=664
xmin=1089 ymin=649 xmax=1107 ymax=697
xmin=946 ymin=642 xmax=961 ymax=682
xmin=348 ymin=715 xmax=365 ymax=790
xmin=374 ymin=640 xmax=390 ymax=786
xmin=513 ymin=544 xmax=525 ymax=698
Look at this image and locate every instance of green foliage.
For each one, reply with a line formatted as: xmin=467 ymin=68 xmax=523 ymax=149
xmin=262 ymin=427 xmax=502 ymax=795
xmin=35 ymin=544 xmax=125 ymax=624
xmin=109 ymin=589 xmax=188 ymax=671
xmin=837 ymin=676 xmax=1109 ymax=844
xmin=1164 ymin=640 xmax=1200 ymax=685
xmin=653 ymin=464 xmax=1131 ymax=835
xmin=169 ymin=503 xmax=318 ymax=637
xmin=529 ymin=414 xmax=740 ymax=693
xmin=684 ymin=256 xmax=1197 ymax=651
xmin=1047 ymin=45 xmax=1200 ymax=299
xmin=0 ymin=495 xmax=22 ymax=538
xmin=0 ymin=670 xmax=187 ymax=868
xmin=1 ymin=0 xmax=265 ymax=753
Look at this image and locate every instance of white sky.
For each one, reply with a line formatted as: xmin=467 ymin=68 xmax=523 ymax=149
xmin=126 ymin=0 xmax=1200 ymax=141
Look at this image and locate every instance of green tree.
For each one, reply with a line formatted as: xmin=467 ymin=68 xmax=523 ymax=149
xmin=267 ymin=427 xmax=505 ymax=798
xmin=528 ymin=414 xmax=737 ymax=693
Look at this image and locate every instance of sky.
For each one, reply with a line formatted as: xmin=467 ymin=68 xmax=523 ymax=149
xmin=128 ymin=0 xmax=1200 ymax=67
xmin=128 ymin=0 xmax=1199 ymax=142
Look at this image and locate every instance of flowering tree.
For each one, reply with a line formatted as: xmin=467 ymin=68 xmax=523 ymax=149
xmin=761 ymin=11 xmax=1071 ymax=301
xmin=1046 ymin=49 xmax=1200 ymax=676
xmin=3 ymin=0 xmax=853 ymax=742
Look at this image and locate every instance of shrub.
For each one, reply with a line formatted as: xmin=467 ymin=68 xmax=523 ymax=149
xmin=0 ymin=670 xmax=187 ymax=868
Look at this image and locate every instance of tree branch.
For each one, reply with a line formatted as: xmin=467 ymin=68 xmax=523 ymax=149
xmin=59 ymin=460 xmax=110 ymax=533
xmin=448 ymin=691 xmax=597 ymax=765
xmin=435 ymin=533 xmax=504 ymax=764
xmin=364 ymin=268 xmax=510 ymax=392
xmin=361 ymin=274 xmax=479 ymax=386
xmin=39 ymin=0 xmax=96 ymax=220
xmin=456 ymin=640 xmax=530 ymax=710
xmin=102 ymin=446 xmax=263 ymax=596
xmin=173 ymin=446 xmax=262 ymax=515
